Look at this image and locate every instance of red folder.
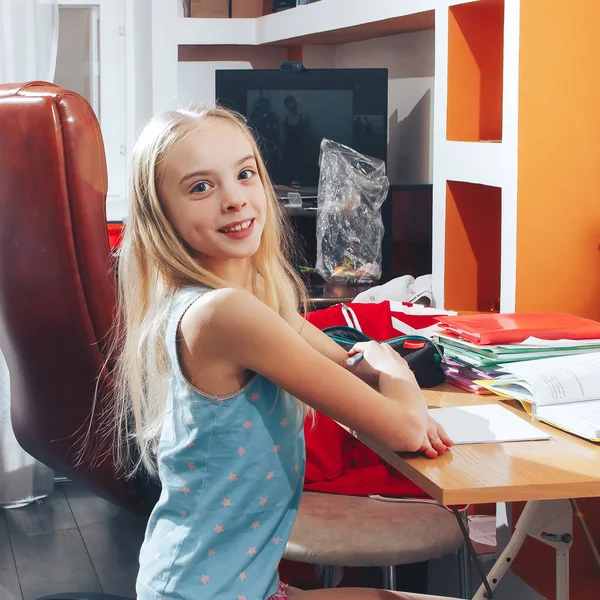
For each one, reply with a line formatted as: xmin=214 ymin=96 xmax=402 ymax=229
xmin=436 ymin=312 xmax=600 ymax=345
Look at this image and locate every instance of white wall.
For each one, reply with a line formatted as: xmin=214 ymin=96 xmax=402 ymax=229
xmin=127 ymin=0 xmax=153 ymax=141
xmin=177 ymin=46 xmax=288 ymax=107
xmin=304 ymin=30 xmax=435 ymax=185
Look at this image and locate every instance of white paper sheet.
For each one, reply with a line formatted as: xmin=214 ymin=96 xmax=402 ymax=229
xmin=429 ymin=404 xmax=550 ymax=445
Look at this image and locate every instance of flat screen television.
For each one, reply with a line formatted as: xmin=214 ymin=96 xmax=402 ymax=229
xmin=215 ymin=68 xmax=388 ymax=194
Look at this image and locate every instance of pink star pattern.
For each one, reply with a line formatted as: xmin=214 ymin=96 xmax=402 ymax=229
xmin=251 ymin=521 xmax=260 ymax=530
xmin=182 ymin=486 xmax=191 ymax=495
xmin=266 ymin=471 xmax=274 ymax=480
xmin=295 ymin=463 xmax=299 ymax=472
xmin=187 ymin=415 xmax=195 ymax=425
xmin=237 ymin=447 xmax=246 ymax=456
xmin=228 ymin=473 xmax=238 ymax=482
xmin=238 ymin=572 xmax=247 ymax=581
xmin=187 ymin=461 xmax=196 ymax=470
xmin=214 ymin=524 xmax=224 ymax=534
xmin=187 ymin=441 xmax=195 ymax=448
xmin=207 ymin=549 xmax=216 ymax=556
xmin=273 ymin=445 xmax=281 ymax=453
xmin=280 ymin=418 xmax=288 ymax=427
xmin=238 ymin=596 xmax=248 ymax=600
xmin=259 ymin=497 xmax=268 ymax=506
xmin=201 ymin=574 xmax=210 ymax=584
xmin=248 ymin=547 xmax=257 ymax=556
xmin=250 ymin=392 xmax=260 ymax=402
xmin=273 ymin=537 xmax=282 ymax=544
xmin=221 ymin=497 xmax=232 ymax=507
xmin=243 ymin=420 xmax=253 ymax=429
xmin=179 ymin=510 xmax=187 ymax=517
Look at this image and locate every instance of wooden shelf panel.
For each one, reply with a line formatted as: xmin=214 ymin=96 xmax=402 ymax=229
xmin=177 ymin=17 xmax=256 ymax=46
xmin=258 ymin=0 xmax=438 ymax=46
xmin=444 ymin=181 xmax=501 ymax=313
xmin=439 ymin=140 xmax=507 ymax=188
xmin=263 ymin=12 xmax=435 ymax=46
xmin=179 ymin=0 xmax=442 ymax=47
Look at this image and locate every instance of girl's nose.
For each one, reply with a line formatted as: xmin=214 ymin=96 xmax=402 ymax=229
xmin=222 ymin=184 xmax=247 ymax=212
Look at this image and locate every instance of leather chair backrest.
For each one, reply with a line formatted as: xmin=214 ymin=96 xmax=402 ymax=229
xmin=0 ymin=82 xmax=150 ymax=512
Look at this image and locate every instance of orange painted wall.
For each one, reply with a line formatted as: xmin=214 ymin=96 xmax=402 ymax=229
xmin=511 ymin=1 xmax=600 ymax=594
xmin=445 ymin=181 xmax=501 ymax=312
xmin=286 ymin=46 xmax=303 ymax=62
xmin=516 ymin=0 xmax=600 ymax=319
xmin=447 ymin=0 xmax=504 ymax=142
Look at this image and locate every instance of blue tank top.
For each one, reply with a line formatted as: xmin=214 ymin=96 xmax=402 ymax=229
xmin=136 ymin=287 xmax=306 ymax=600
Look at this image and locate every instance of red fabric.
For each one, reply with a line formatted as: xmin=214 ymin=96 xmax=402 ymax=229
xmin=304 ymin=300 xmax=441 ymax=339
xmin=302 ymin=301 xmax=429 ymax=498
xmin=304 ymin=301 xmax=399 ymax=339
xmin=304 ymin=412 xmax=427 ymax=497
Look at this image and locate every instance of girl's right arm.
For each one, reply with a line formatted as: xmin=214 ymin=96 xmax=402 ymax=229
xmin=181 ymin=288 xmax=428 ymax=453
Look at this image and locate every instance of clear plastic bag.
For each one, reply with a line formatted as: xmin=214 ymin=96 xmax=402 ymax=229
xmin=315 ymin=139 xmax=389 ymax=284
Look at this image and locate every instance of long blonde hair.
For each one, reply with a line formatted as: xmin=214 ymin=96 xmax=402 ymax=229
xmin=113 ymin=106 xmax=307 ymax=476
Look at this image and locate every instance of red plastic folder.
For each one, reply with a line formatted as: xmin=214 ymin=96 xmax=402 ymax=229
xmin=436 ymin=312 xmax=600 ymax=345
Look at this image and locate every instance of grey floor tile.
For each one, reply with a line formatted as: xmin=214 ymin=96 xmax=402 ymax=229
xmin=78 ymin=512 xmax=146 ymax=598
xmin=0 ymin=509 xmax=23 ymax=600
xmin=64 ymin=482 xmax=147 ymax=597
xmin=4 ymin=487 xmax=76 ymax=534
xmin=62 ymin=483 xmax=122 ymax=528
xmin=11 ymin=528 xmax=101 ymax=600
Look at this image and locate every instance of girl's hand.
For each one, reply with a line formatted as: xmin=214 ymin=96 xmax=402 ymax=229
xmin=419 ymin=416 xmax=453 ymax=458
xmin=348 ymin=341 xmax=423 ymax=405
xmin=343 ymin=341 xmax=380 ymax=386
xmin=347 ymin=341 xmax=411 ymax=378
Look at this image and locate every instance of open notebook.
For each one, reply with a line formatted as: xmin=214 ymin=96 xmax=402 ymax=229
xmin=477 ymin=352 xmax=600 ymax=442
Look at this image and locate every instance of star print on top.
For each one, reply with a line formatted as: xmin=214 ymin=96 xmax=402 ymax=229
xmin=136 ymin=287 xmax=305 ymax=600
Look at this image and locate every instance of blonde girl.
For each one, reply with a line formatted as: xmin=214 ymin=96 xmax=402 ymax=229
xmin=116 ymin=106 xmax=453 ymax=600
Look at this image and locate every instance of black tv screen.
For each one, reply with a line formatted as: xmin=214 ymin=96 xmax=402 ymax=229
xmin=215 ymin=68 xmax=388 ymax=191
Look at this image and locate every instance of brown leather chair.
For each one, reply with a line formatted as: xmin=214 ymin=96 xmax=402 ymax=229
xmin=0 ymin=81 xmax=155 ymax=600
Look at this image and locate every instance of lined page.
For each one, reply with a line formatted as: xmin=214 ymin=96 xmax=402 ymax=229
xmin=498 ymin=352 xmax=600 ymax=406
xmin=536 ymin=400 xmax=600 ymax=441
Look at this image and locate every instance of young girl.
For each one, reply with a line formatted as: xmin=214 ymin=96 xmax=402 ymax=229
xmin=115 ymin=105 xmax=453 ymax=600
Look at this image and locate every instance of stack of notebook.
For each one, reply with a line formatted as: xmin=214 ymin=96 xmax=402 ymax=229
xmin=434 ymin=313 xmax=600 ymax=441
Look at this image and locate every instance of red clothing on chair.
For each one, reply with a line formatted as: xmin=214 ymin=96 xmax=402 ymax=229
xmin=302 ymin=301 xmax=432 ymax=498
xmin=303 ymin=411 xmax=427 ymax=497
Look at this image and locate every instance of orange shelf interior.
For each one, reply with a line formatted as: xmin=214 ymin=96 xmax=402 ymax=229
xmin=444 ymin=181 xmax=501 ymax=312
xmin=447 ymin=0 xmax=504 ymax=142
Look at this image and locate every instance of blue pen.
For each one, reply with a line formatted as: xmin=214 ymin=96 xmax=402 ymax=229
xmin=346 ymin=352 xmax=364 ymax=367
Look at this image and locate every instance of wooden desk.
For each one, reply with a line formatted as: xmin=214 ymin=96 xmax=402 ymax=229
xmin=357 ymin=384 xmax=600 ymax=506
xmin=354 ymin=384 xmax=600 ymax=600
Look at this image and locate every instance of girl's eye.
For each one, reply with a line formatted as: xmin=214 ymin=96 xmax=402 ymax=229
xmin=191 ymin=181 xmax=212 ymax=194
xmin=238 ymin=169 xmax=255 ymax=181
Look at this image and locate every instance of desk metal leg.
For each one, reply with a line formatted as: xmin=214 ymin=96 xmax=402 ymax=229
xmin=472 ymin=499 xmax=572 ymax=600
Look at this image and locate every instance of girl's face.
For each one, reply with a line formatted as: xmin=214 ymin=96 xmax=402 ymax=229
xmin=158 ymin=118 xmax=267 ymax=269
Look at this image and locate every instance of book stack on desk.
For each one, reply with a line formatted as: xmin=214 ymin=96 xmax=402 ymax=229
xmin=434 ymin=312 xmax=600 ymax=441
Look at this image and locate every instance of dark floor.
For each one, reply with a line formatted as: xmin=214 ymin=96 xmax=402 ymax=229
xmin=0 ymin=483 xmax=148 ymax=600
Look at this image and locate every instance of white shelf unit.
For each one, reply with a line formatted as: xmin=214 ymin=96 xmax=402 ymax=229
xmin=144 ymin=0 xmax=522 ymax=313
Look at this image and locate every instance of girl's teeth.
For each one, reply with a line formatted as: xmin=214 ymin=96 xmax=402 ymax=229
xmin=224 ymin=220 xmax=250 ymax=233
